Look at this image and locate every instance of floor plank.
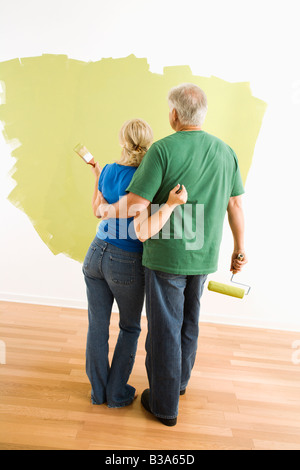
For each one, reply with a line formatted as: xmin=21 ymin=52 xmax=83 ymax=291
xmin=1 ymin=301 xmax=300 ymax=450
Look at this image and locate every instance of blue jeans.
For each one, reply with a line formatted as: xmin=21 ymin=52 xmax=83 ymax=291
xmin=83 ymin=237 xmax=145 ymax=408
xmin=145 ymin=268 xmax=207 ymax=420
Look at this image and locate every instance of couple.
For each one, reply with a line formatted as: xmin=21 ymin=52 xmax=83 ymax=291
xmin=82 ymin=83 xmax=247 ymax=427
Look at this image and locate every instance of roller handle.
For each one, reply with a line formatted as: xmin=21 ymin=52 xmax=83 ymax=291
xmin=231 ymin=253 xmax=251 ymax=295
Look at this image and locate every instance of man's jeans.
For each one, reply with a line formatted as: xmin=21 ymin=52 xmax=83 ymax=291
xmin=83 ymin=237 xmax=145 ymax=408
xmin=145 ymin=268 xmax=207 ymax=420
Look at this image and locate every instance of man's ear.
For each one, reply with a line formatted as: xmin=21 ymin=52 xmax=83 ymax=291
xmin=172 ymin=108 xmax=179 ymax=122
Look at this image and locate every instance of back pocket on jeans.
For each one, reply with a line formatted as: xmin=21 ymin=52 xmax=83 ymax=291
xmin=109 ymin=255 xmax=135 ymax=286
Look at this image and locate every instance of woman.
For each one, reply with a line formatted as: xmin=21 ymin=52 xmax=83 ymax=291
xmin=83 ymin=119 xmax=152 ymax=408
xmin=83 ymin=118 xmax=188 ymax=408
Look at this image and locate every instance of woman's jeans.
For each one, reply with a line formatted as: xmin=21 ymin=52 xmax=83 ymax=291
xmin=83 ymin=237 xmax=145 ymax=408
xmin=145 ymin=268 xmax=207 ymax=420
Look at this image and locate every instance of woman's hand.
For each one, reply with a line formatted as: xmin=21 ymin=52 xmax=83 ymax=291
xmin=134 ymin=185 xmax=188 ymax=243
xmin=166 ymin=184 xmax=188 ymax=208
xmin=91 ymin=162 xmax=102 ymax=179
xmin=98 ymin=191 xmax=107 ymax=205
xmin=97 ymin=192 xmax=110 ymax=219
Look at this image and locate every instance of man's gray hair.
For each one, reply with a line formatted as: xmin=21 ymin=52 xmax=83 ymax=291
xmin=168 ymin=83 xmax=208 ymax=127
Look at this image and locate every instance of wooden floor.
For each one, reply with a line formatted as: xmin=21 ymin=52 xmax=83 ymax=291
xmin=1 ymin=301 xmax=300 ymax=450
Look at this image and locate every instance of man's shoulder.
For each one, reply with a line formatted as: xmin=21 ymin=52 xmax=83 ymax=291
xmin=203 ymin=132 xmax=238 ymax=159
xmin=150 ymin=132 xmax=198 ymax=156
xmin=153 ymin=130 xmax=230 ymax=146
xmin=151 ymin=132 xmax=178 ymax=149
xmin=150 ymin=131 xmax=237 ymax=160
xmin=202 ymin=131 xmax=231 ymax=148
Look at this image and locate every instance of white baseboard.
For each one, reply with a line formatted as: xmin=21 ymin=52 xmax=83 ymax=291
xmin=0 ymin=292 xmax=123 ymax=317
xmin=1 ymin=292 xmax=300 ymax=333
xmin=0 ymin=292 xmax=88 ymax=310
xmin=199 ymin=312 xmax=300 ymax=333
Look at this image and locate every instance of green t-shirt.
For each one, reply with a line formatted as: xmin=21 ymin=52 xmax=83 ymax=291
xmin=126 ymin=130 xmax=245 ymax=275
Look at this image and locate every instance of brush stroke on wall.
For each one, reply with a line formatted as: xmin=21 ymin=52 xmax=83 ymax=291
xmin=0 ymin=54 xmax=267 ymax=262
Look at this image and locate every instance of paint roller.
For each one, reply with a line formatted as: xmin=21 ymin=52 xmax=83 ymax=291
xmin=74 ymin=143 xmax=96 ymax=167
xmin=208 ymin=254 xmax=251 ymax=299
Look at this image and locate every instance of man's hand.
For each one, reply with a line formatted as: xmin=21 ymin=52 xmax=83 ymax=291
xmin=230 ymin=251 xmax=248 ymax=274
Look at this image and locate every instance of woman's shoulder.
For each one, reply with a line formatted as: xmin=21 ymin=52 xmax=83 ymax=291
xmin=105 ymin=162 xmax=137 ymax=169
xmin=115 ymin=162 xmax=138 ymax=173
xmin=101 ymin=162 xmax=137 ymax=180
xmin=101 ymin=162 xmax=118 ymax=176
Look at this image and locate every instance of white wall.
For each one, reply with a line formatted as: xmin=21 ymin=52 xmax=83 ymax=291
xmin=1 ymin=0 xmax=300 ymax=330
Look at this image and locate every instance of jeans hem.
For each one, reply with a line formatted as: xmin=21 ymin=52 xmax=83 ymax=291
xmin=91 ymin=398 xmax=106 ymax=405
xmin=107 ymin=397 xmax=135 ymax=408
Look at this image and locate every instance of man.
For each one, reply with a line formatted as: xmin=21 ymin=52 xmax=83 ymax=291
xmin=98 ymin=83 xmax=247 ymax=426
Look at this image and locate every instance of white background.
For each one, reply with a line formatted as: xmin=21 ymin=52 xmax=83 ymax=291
xmin=0 ymin=0 xmax=300 ymax=330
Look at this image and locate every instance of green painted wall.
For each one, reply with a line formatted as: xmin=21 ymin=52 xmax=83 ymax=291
xmin=0 ymin=54 xmax=266 ymax=262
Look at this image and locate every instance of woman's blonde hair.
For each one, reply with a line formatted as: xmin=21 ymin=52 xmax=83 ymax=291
xmin=118 ymin=119 xmax=153 ymax=167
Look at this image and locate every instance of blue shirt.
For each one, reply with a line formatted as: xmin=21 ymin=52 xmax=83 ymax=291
xmin=97 ymin=163 xmax=143 ymax=253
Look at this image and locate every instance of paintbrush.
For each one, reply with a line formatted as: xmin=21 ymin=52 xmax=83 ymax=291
xmin=74 ymin=143 xmax=96 ymax=167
